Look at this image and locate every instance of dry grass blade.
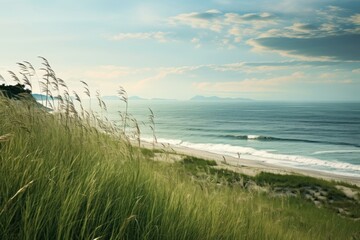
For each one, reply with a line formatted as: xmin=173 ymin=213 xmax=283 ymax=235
xmin=51 ymin=78 xmax=59 ymax=92
xmin=80 ymin=80 xmax=88 ymax=87
xmin=96 ymin=90 xmax=102 ymax=109
xmin=101 ymin=100 xmax=107 ymax=112
xmin=23 ymin=61 xmax=36 ymax=76
xmin=16 ymin=62 xmax=30 ymax=77
xmin=80 ymin=81 xmax=90 ymax=98
xmin=117 ymin=86 xmax=129 ymax=134
xmin=38 ymin=56 xmax=50 ymax=68
xmin=0 ymin=133 xmax=13 ymax=142
xmin=93 ymin=236 xmax=103 ymax=240
xmin=73 ymin=91 xmax=82 ymax=103
xmin=119 ymin=215 xmax=137 ymax=237
xmin=148 ymin=108 xmax=157 ymax=145
xmin=131 ymin=118 xmax=141 ymax=147
xmin=40 ymin=82 xmax=51 ymax=95
xmin=117 ymin=86 xmax=128 ymax=103
xmin=0 ymin=74 xmax=5 ymax=83
xmin=58 ymin=78 xmax=68 ymax=89
xmin=20 ymin=72 xmax=32 ymax=89
xmin=7 ymin=71 xmax=20 ymax=83
xmin=0 ymin=180 xmax=34 ymax=215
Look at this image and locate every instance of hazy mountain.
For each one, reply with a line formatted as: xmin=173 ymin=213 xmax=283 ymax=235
xmin=103 ymin=95 xmax=176 ymax=101
xmin=129 ymin=96 xmax=147 ymax=100
xmin=151 ymin=98 xmax=177 ymax=101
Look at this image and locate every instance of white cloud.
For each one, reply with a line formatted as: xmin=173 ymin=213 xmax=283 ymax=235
xmin=110 ymin=32 xmax=171 ymax=42
xmin=224 ymin=12 xmax=277 ymax=29
xmin=286 ymin=23 xmax=317 ymax=33
xmin=228 ymin=27 xmax=242 ymax=42
xmin=193 ymin=72 xmax=304 ymax=93
xmin=84 ymin=66 xmax=134 ymax=80
xmin=319 ymin=73 xmax=338 ymax=79
xmin=169 ymin=10 xmax=278 ymax=35
xmin=169 ymin=9 xmax=223 ymax=32
xmin=191 ymin=37 xmax=201 ymax=48
xmin=351 ymin=14 xmax=360 ymax=25
xmin=131 ymin=66 xmax=202 ymax=91
xmin=169 ymin=10 xmax=280 ymax=48
xmin=218 ymin=38 xmax=236 ymax=49
xmin=211 ymin=62 xmax=295 ymax=73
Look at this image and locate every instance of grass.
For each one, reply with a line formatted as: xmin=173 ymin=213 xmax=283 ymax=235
xmin=1 ymin=60 xmax=360 ymax=239
xmin=179 ymin=156 xmax=360 ymax=219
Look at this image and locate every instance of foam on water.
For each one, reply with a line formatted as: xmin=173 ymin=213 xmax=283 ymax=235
xmin=141 ymin=137 xmax=360 ymax=176
xmin=313 ymin=150 xmax=360 ymax=155
xmin=221 ymin=134 xmax=360 ymax=148
xmin=247 ymin=135 xmax=260 ymax=140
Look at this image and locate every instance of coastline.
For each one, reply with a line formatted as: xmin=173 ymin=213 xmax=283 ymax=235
xmin=140 ymin=141 xmax=360 ymax=187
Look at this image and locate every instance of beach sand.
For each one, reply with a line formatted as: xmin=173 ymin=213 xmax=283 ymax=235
xmin=140 ymin=141 xmax=360 ymax=187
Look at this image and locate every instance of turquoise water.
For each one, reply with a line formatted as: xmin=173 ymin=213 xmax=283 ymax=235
xmin=103 ymin=100 xmax=360 ymax=177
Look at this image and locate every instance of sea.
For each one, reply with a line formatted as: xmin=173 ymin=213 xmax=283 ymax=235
xmin=102 ymin=100 xmax=360 ymax=177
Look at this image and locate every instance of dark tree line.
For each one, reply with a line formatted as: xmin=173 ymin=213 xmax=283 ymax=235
xmin=0 ymin=84 xmax=33 ymax=100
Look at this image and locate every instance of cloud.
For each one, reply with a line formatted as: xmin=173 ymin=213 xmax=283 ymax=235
xmin=210 ymin=60 xmax=358 ymax=73
xmin=191 ymin=37 xmax=201 ymax=48
xmin=110 ymin=32 xmax=171 ymax=42
xmin=351 ymin=14 xmax=360 ymax=25
xmin=224 ymin=12 xmax=277 ymax=28
xmin=228 ymin=27 xmax=242 ymax=42
xmin=212 ymin=62 xmax=292 ymax=72
xmin=248 ymin=34 xmax=360 ymax=61
xmin=169 ymin=9 xmax=278 ymax=34
xmin=245 ymin=5 xmax=360 ymax=61
xmin=84 ymin=65 xmax=134 ymax=79
xmin=169 ymin=9 xmax=279 ymax=48
xmin=169 ymin=9 xmax=223 ymax=32
xmin=319 ymin=73 xmax=338 ymax=79
xmin=193 ymin=72 xmax=304 ymax=93
xmin=132 ymin=65 xmax=202 ymax=90
xmin=286 ymin=23 xmax=318 ymax=33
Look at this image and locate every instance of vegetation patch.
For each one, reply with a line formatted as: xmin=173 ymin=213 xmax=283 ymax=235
xmin=250 ymin=172 xmax=360 ymax=218
xmin=179 ymin=157 xmax=360 ymax=218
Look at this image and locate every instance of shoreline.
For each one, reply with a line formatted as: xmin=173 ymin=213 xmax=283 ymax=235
xmin=140 ymin=141 xmax=360 ymax=186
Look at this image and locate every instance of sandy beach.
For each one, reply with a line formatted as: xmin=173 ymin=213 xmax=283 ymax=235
xmin=140 ymin=141 xmax=360 ymax=187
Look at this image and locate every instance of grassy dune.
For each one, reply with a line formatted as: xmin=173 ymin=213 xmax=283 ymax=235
xmin=1 ymin=95 xmax=360 ymax=239
xmin=1 ymin=59 xmax=360 ymax=239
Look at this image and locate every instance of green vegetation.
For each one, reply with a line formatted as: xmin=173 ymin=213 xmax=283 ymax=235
xmin=1 ymin=60 xmax=360 ymax=239
xmin=179 ymin=156 xmax=360 ymax=219
xmin=180 ymin=156 xmax=248 ymax=185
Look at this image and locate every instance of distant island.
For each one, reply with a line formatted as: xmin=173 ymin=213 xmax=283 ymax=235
xmin=190 ymin=95 xmax=253 ymax=101
xmin=101 ymin=95 xmax=253 ymax=101
xmin=103 ymin=95 xmax=177 ymax=101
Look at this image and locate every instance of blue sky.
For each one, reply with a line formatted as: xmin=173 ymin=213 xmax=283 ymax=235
xmin=0 ymin=0 xmax=359 ymax=101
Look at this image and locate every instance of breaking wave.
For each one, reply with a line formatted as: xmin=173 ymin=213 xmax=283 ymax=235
xmin=141 ymin=137 xmax=360 ymax=175
xmin=221 ymin=134 xmax=360 ymax=148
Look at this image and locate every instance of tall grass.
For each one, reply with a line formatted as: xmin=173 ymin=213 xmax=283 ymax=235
xmin=0 ymin=60 xmax=359 ymax=239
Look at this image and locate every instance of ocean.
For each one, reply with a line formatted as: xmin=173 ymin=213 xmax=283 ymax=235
xmin=103 ymin=100 xmax=360 ymax=177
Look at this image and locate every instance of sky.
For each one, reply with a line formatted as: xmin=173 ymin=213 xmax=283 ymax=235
xmin=0 ymin=0 xmax=359 ymax=101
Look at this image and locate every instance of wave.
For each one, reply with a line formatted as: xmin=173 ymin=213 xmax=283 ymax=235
xmin=221 ymin=134 xmax=360 ymax=148
xmin=141 ymin=137 xmax=360 ymax=174
xmin=313 ymin=150 xmax=360 ymax=155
